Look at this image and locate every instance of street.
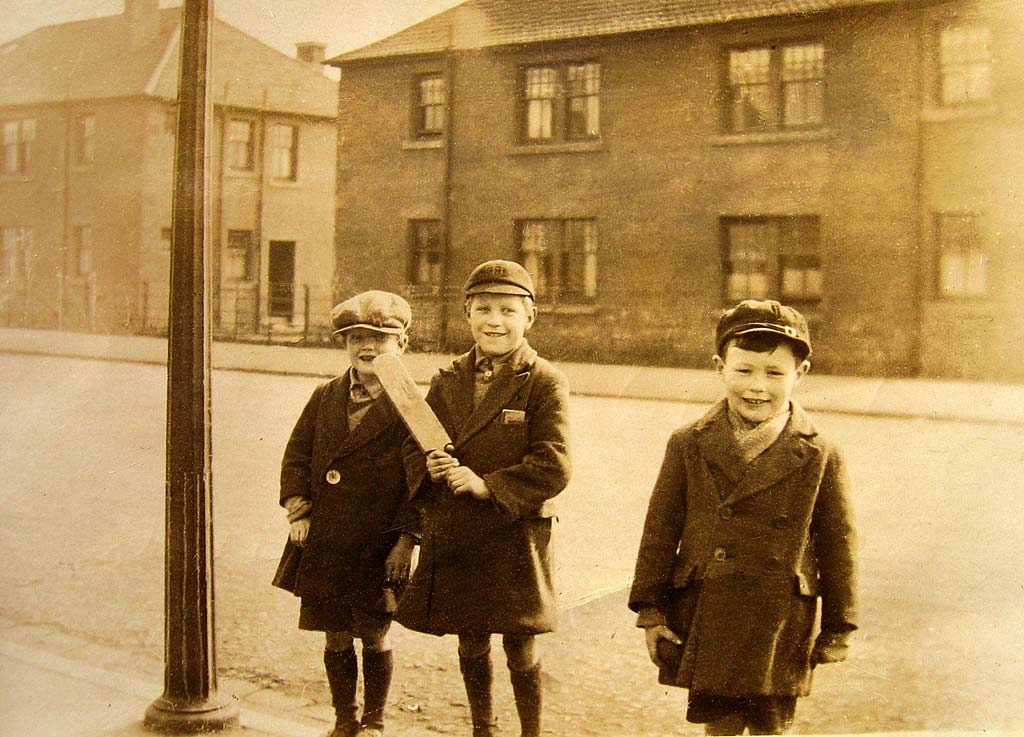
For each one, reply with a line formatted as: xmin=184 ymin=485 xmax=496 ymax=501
xmin=2 ymin=352 xmax=1023 ymax=734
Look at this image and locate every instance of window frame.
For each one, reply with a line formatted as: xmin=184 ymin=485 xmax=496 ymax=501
xmin=1 ymin=226 xmax=32 ymax=280
xmin=225 ymin=229 xmax=256 ymax=282
xmin=724 ymin=40 xmax=826 ymax=134
xmin=269 ymin=123 xmax=298 ymax=181
xmin=226 ymin=118 xmax=255 ymax=171
xmin=720 ymin=215 xmax=823 ymax=305
xmin=519 ymin=61 xmax=602 ymax=144
xmin=934 ymin=212 xmax=988 ymax=299
xmin=936 ymin=22 xmax=993 ymax=108
xmin=2 ymin=119 xmax=35 ymax=175
xmin=407 ymin=219 xmax=444 ymax=288
xmin=413 ymin=74 xmax=447 ymax=140
xmin=515 ymin=218 xmax=598 ymax=304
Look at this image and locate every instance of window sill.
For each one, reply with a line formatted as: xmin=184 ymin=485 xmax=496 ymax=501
xmin=402 ymin=139 xmax=443 ymax=150
xmin=268 ymin=179 xmax=300 ymax=189
xmin=710 ymin=128 xmax=835 ymax=146
xmin=538 ymin=303 xmax=599 ymax=316
xmin=225 ymin=168 xmax=257 ymax=178
xmin=72 ymin=164 xmax=97 ymax=173
xmin=920 ymin=104 xmax=997 ymax=123
xmin=509 ymin=140 xmax=605 ymax=156
xmin=0 ymin=174 xmax=31 ymax=183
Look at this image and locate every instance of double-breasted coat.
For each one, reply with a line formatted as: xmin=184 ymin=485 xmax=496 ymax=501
xmin=629 ymin=400 xmax=857 ymax=697
xmin=396 ymin=341 xmax=572 ymax=636
xmin=276 ymin=373 xmax=410 ymax=630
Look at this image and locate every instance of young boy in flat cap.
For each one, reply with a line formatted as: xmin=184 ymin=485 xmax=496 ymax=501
xmin=387 ymin=260 xmax=572 ymax=737
xmin=274 ymin=290 xmax=415 ymax=737
xmin=629 ymin=299 xmax=858 ymax=735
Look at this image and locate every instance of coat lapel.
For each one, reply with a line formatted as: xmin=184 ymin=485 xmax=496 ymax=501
xmin=450 ymin=342 xmax=536 ymax=447
xmin=724 ymin=402 xmax=820 ymax=505
xmin=320 ymin=373 xmax=398 ymax=466
xmin=695 ymin=401 xmax=746 ymax=487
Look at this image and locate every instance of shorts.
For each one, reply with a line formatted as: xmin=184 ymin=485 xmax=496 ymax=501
xmin=299 ymin=595 xmax=392 ymax=640
xmin=687 ymin=693 xmax=797 ymax=733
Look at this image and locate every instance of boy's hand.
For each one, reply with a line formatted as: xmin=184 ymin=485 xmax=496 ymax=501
xmin=446 ymin=466 xmax=490 ymax=499
xmin=289 ymin=518 xmax=310 ymax=547
xmin=426 ymin=449 xmax=459 ymax=482
xmin=385 ymin=534 xmax=416 ymax=585
xmin=644 ymin=625 xmax=682 ymax=667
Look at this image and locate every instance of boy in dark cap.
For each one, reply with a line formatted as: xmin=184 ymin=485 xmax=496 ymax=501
xmin=629 ymin=299 xmax=858 ymax=735
xmin=387 ymin=260 xmax=572 ymax=737
xmin=274 ymin=290 xmax=414 ymax=737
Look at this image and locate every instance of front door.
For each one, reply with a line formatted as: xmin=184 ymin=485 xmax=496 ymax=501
xmin=268 ymin=240 xmax=295 ymax=319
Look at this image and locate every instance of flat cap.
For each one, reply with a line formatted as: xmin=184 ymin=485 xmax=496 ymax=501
xmin=716 ymin=299 xmax=811 ymax=356
xmin=463 ymin=259 xmax=535 ymax=299
xmin=330 ymin=290 xmax=411 ymax=336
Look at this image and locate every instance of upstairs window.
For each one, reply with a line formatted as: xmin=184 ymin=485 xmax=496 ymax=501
xmin=521 ymin=62 xmax=601 ymax=143
xmin=77 ymin=114 xmax=95 ymax=164
xmin=722 ymin=216 xmax=822 ymax=303
xmin=408 ymin=219 xmax=443 ymax=288
xmin=270 ymin=123 xmax=298 ymax=181
xmin=2 ymin=119 xmax=35 ymax=175
xmin=938 ymin=25 xmax=992 ymax=106
xmin=415 ymin=75 xmax=447 ymax=138
xmin=227 ymin=119 xmax=254 ymax=170
xmin=727 ymin=42 xmax=825 ymax=132
xmin=517 ymin=218 xmax=598 ymax=303
xmin=936 ymin=213 xmax=987 ymax=297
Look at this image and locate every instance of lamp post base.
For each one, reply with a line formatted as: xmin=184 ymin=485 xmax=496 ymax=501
xmin=144 ymin=694 xmax=239 ymax=733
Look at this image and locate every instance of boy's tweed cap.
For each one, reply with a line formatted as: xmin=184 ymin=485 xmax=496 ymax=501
xmin=463 ymin=260 xmax=535 ymax=299
xmin=716 ymin=299 xmax=812 ymax=356
xmin=330 ymin=291 xmax=411 ymax=336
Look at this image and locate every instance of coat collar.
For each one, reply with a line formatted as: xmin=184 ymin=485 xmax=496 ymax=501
xmin=696 ymin=399 xmax=820 ymax=503
xmin=440 ymin=340 xmax=537 ymax=447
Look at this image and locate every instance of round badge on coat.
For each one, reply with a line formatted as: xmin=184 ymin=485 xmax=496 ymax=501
xmin=325 ymin=469 xmax=341 ymax=485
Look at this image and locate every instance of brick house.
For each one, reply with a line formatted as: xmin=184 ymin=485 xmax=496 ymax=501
xmin=0 ymin=0 xmax=338 ymax=338
xmin=328 ymin=0 xmax=1024 ymax=380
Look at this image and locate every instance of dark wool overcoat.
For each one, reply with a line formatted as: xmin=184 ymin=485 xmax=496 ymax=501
xmin=276 ymin=374 xmax=409 ymax=630
xmin=396 ymin=341 xmax=572 ymax=636
xmin=629 ymin=400 xmax=857 ymax=697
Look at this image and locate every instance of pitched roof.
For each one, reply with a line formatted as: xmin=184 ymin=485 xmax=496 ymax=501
xmin=331 ymin=0 xmax=899 ymax=63
xmin=0 ymin=7 xmax=336 ymax=118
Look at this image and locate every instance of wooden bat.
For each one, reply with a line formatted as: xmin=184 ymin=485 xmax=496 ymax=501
xmin=372 ymin=353 xmax=454 ymax=454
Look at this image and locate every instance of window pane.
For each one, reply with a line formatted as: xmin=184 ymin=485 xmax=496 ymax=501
xmin=940 ymin=26 xmax=992 ymax=105
xmin=418 ymin=76 xmax=446 ymax=135
xmin=227 ymin=120 xmax=253 ymax=169
xmin=729 ymin=49 xmax=773 ymax=131
xmin=410 ymin=220 xmax=443 ymax=286
xmin=567 ymin=63 xmax=600 ymax=138
xmin=270 ymin=124 xmax=297 ymax=180
xmin=525 ymin=68 xmax=557 ymax=140
xmin=782 ymin=44 xmax=825 ymax=126
xmin=938 ymin=213 xmax=986 ymax=296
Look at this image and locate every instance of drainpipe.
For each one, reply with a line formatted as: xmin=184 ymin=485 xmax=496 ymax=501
xmin=438 ymin=26 xmax=455 ymax=350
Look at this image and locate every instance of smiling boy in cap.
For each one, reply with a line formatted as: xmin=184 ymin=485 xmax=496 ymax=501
xmin=629 ymin=299 xmax=858 ymax=735
xmin=274 ymin=290 xmax=414 ymax=737
xmin=387 ymin=260 xmax=572 ymax=737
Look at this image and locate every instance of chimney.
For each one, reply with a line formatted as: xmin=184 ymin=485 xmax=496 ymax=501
xmin=296 ymin=42 xmax=327 ymax=66
xmin=125 ymin=0 xmax=160 ymax=48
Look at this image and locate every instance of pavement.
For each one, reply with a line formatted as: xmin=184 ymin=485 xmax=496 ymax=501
xmin=2 ymin=326 xmax=1021 ymax=737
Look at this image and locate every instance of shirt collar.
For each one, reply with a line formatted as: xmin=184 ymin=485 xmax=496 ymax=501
xmin=348 ymin=367 xmax=383 ymax=402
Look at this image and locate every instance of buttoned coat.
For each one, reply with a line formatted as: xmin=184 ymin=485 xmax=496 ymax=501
xmin=396 ymin=341 xmax=572 ymax=635
xmin=629 ymin=400 xmax=857 ymax=696
xmin=276 ymin=374 xmax=409 ymax=629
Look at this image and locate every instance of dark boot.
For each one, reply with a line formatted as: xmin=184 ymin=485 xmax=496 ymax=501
xmin=324 ymin=648 xmax=360 ymax=737
xmin=459 ymin=652 xmax=495 ymax=737
xmin=359 ymin=648 xmax=393 ymax=732
xmin=509 ymin=662 xmax=543 ymax=737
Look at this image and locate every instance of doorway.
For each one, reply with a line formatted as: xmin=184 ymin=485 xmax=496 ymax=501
xmin=268 ymin=240 xmax=295 ymax=319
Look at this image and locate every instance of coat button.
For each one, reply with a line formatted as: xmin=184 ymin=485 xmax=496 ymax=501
xmin=713 ymin=546 xmax=727 ymax=562
xmin=325 ymin=469 xmax=341 ymax=485
xmin=766 ymin=555 xmax=781 ymax=569
xmin=719 ymin=506 xmax=734 ymax=520
xmin=772 ymin=515 xmax=789 ymax=529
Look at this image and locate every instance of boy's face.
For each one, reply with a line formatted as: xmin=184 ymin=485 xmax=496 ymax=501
xmin=342 ymin=327 xmax=406 ymax=380
xmin=465 ymin=293 xmax=536 ymax=357
xmin=713 ymin=340 xmax=809 ymax=425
